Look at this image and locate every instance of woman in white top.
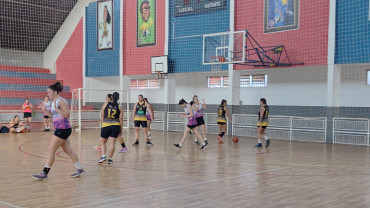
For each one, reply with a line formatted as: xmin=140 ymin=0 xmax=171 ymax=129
xmin=43 ymin=96 xmax=52 ymax=131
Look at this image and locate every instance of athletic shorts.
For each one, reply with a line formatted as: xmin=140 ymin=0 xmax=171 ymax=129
xmin=100 ymin=125 xmax=121 ymax=139
xmin=196 ymin=117 xmax=205 ymax=126
xmin=24 ymin=112 xmax=32 ymax=118
xmin=257 ymin=126 xmax=268 ymax=129
xmin=187 ymin=125 xmax=197 ymax=129
xmin=54 ymin=128 xmax=72 ymax=140
xmin=44 ymin=115 xmax=50 ymax=119
xmin=134 ymin=120 xmax=147 ymax=128
xmin=217 ymin=122 xmax=226 ymax=125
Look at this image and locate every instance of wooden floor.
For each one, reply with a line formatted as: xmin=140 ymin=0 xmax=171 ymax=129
xmin=2 ymin=129 xmax=370 ymax=208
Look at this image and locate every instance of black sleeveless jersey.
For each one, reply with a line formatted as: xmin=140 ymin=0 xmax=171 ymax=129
xmin=102 ymin=102 xmax=121 ymax=127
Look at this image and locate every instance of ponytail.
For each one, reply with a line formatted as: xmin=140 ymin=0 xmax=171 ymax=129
xmin=179 ymin=98 xmax=187 ymax=105
xmin=112 ymin=92 xmax=119 ymax=105
xmin=48 ymin=82 xmax=63 ymax=93
xmin=220 ymin=99 xmax=227 ymax=106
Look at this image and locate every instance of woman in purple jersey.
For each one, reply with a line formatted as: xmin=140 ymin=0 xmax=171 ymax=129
xmin=32 ymin=82 xmax=86 ymax=180
xmin=191 ymin=95 xmax=208 ymax=145
xmin=174 ymin=99 xmax=208 ymax=150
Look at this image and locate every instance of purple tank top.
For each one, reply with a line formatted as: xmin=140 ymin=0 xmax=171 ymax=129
xmin=184 ymin=104 xmax=197 ymax=126
xmin=52 ymin=97 xmax=71 ymax=130
xmin=194 ymin=103 xmax=204 ymax=118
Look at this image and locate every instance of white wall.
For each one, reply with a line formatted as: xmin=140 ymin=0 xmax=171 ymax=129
xmin=43 ymin=0 xmax=90 ymax=73
xmin=340 ymin=64 xmax=370 ymax=107
xmin=84 ymin=76 xmax=121 ymax=102
xmin=174 ymin=73 xmax=229 ymax=105
xmin=0 ymin=48 xmax=44 ymax=68
xmin=240 ymin=66 xmax=328 ymax=106
xmin=97 ymin=64 xmax=370 ymax=108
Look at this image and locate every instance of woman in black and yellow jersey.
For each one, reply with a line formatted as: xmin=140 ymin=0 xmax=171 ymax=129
xmin=98 ymin=92 xmax=123 ymax=164
xmin=255 ymin=98 xmax=271 ymax=148
xmin=132 ymin=94 xmax=154 ymax=146
xmin=217 ymin=99 xmax=232 ymax=144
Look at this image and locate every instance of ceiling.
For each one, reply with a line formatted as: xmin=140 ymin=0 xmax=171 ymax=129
xmin=0 ymin=0 xmax=79 ymax=52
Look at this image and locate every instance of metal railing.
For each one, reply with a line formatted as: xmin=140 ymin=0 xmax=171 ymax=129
xmin=232 ymin=114 xmax=327 ymax=142
xmin=333 ymin=117 xmax=369 ymax=146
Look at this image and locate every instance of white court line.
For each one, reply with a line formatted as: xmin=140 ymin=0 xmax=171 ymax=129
xmin=0 ymin=201 xmax=22 ymax=208
xmin=73 ymin=167 xmax=286 ymax=208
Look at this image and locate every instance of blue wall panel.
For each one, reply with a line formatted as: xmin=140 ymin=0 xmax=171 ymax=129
xmin=335 ymin=0 xmax=370 ymax=64
xmin=168 ymin=1 xmax=230 ymax=73
xmin=85 ymin=0 xmax=120 ymax=77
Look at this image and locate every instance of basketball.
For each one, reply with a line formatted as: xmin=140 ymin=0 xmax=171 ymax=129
xmin=232 ymin=136 xmax=239 ymax=143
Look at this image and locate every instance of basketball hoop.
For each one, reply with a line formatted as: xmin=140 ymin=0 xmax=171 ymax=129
xmin=157 ymin=71 xmax=161 ymax=79
xmin=210 ymin=56 xmax=225 ymax=72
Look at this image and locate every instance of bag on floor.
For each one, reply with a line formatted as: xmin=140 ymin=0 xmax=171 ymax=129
xmin=0 ymin=126 xmax=9 ymax=133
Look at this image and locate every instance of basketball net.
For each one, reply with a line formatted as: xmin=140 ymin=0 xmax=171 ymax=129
xmin=210 ymin=56 xmax=226 ymax=72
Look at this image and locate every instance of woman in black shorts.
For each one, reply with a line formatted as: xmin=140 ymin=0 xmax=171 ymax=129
xmin=191 ymin=95 xmax=208 ymax=145
xmin=32 ymin=82 xmax=85 ymax=180
xmin=98 ymin=92 xmax=123 ymax=164
xmin=216 ymin=99 xmax=231 ymax=144
xmin=174 ymin=99 xmax=207 ymax=150
xmin=22 ymin=98 xmax=33 ymax=131
xmin=132 ymin=95 xmax=154 ymax=146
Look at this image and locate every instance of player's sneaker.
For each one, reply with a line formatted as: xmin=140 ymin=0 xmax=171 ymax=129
xmin=255 ymin=143 xmax=263 ymax=148
xmin=119 ymin=147 xmax=127 ymax=153
xmin=107 ymin=159 xmax=113 ymax=164
xmin=265 ymin=139 xmax=271 ymax=147
xmin=98 ymin=156 xmax=107 ymax=163
xmin=32 ymin=172 xmax=48 ymax=180
xmin=174 ymin=144 xmax=181 ymax=149
xmin=200 ymin=144 xmax=208 ymax=150
xmin=132 ymin=140 xmax=139 ymax=145
xmin=146 ymin=141 xmax=153 ymax=146
xmin=205 ymin=140 xmax=208 ymax=145
xmin=193 ymin=140 xmax=200 ymax=145
xmin=70 ymin=169 xmax=86 ymax=178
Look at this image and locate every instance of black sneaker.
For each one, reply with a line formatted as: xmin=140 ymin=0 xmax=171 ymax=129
xmin=107 ymin=159 xmax=113 ymax=164
xmin=205 ymin=140 xmax=208 ymax=145
xmin=255 ymin=143 xmax=262 ymax=148
xmin=98 ymin=156 xmax=107 ymax=163
xmin=132 ymin=140 xmax=139 ymax=145
xmin=32 ymin=172 xmax=48 ymax=180
xmin=43 ymin=129 xmax=48 ymax=132
xmin=193 ymin=140 xmax=200 ymax=145
xmin=265 ymin=139 xmax=271 ymax=147
xmin=174 ymin=144 xmax=181 ymax=149
xmin=200 ymin=145 xmax=207 ymax=150
xmin=146 ymin=141 xmax=153 ymax=146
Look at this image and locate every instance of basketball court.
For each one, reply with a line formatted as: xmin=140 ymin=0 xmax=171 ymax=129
xmin=1 ymin=0 xmax=370 ymax=207
xmin=2 ymin=129 xmax=370 ymax=208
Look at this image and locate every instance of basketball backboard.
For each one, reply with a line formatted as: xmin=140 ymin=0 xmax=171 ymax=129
xmin=202 ymin=30 xmax=246 ymax=65
xmin=151 ymin=56 xmax=168 ymax=74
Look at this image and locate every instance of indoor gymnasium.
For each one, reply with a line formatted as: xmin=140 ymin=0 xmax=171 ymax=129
xmin=1 ymin=0 xmax=370 ymax=207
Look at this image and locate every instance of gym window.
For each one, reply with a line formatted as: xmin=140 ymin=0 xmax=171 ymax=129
xmin=131 ymin=79 xmax=160 ymax=89
xmin=207 ymin=76 xmax=228 ymax=88
xmin=240 ymin=74 xmax=268 ymax=87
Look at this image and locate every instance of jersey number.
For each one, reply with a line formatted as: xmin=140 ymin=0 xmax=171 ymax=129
xmin=108 ymin=109 xmax=117 ymax=118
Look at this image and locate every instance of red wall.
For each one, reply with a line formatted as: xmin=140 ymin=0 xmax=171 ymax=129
xmin=123 ymin=1 xmax=165 ymax=75
xmin=56 ymin=18 xmax=83 ymax=91
xmin=234 ymin=0 xmax=329 ymax=69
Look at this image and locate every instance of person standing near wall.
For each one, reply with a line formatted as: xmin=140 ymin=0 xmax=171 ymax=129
xmin=255 ymin=98 xmax=271 ymax=148
xmin=22 ymin=98 xmax=33 ymax=131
